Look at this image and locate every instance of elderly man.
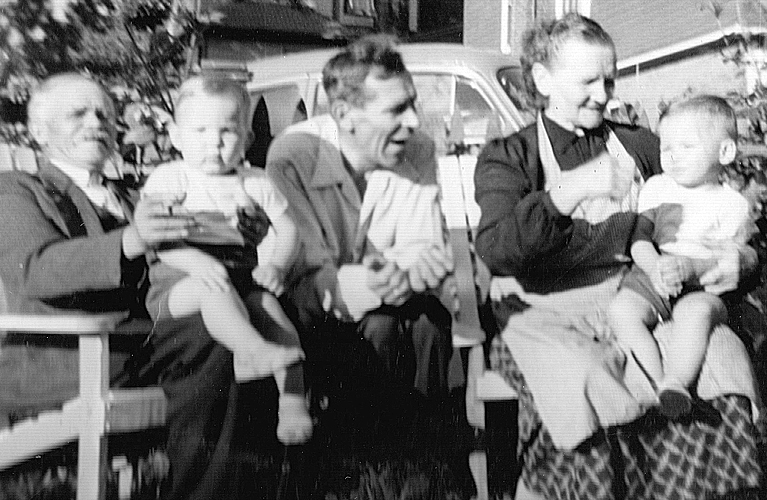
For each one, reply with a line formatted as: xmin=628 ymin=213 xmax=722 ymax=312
xmin=0 ymin=73 xmax=259 ymax=500
xmin=266 ymin=36 xmax=454 ymax=442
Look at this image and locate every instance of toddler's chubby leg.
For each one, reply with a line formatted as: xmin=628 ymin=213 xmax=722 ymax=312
xmin=243 ymin=290 xmax=313 ymax=445
xmin=167 ymin=276 xmax=304 ymax=380
xmin=609 ymin=288 xmax=663 ymax=386
xmin=659 ymin=292 xmax=726 ymax=419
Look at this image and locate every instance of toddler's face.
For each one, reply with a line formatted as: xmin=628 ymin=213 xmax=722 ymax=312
xmin=658 ymin=113 xmax=724 ymax=188
xmin=172 ymin=94 xmax=248 ymax=175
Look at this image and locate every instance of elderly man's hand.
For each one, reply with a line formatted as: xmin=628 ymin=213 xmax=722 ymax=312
xmin=408 ymin=245 xmax=454 ymax=293
xmin=122 ymin=197 xmax=194 ymax=259
xmin=364 ymin=254 xmax=411 ymax=306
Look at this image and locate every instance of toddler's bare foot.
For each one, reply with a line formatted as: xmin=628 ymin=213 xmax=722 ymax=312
xmin=234 ymin=342 xmax=303 ymax=382
xmin=277 ymin=393 xmax=313 ymax=445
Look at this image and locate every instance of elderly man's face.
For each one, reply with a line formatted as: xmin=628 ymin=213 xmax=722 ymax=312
xmin=35 ymin=78 xmax=116 ymax=172
xmin=347 ymin=74 xmax=420 ymax=170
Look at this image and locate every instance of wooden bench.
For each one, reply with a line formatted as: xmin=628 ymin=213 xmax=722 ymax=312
xmin=0 ymin=313 xmax=167 ymax=500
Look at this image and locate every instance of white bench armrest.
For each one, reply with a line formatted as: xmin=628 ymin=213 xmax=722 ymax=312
xmin=0 ymin=312 xmax=128 ymax=334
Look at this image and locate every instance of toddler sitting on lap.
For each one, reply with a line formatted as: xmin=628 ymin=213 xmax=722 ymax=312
xmin=609 ymin=95 xmax=753 ymax=419
xmin=143 ymin=75 xmax=312 ymax=444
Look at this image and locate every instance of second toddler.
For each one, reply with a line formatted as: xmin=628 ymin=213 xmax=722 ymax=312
xmin=609 ymin=95 xmax=753 ymax=419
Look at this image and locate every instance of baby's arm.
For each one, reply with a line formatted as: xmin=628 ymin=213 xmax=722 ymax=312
xmin=253 ymin=211 xmax=298 ymax=296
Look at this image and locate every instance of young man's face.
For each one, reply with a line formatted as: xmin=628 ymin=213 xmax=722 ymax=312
xmin=35 ymin=78 xmax=116 ymax=172
xmin=345 ymin=73 xmax=420 ymax=170
xmin=537 ymin=37 xmax=616 ymax=132
xmin=659 ymin=113 xmax=726 ymax=188
xmin=171 ymin=94 xmax=248 ymax=175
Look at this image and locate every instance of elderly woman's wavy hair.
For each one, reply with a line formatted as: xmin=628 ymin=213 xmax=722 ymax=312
xmin=521 ymin=13 xmax=615 ymax=110
xmin=322 ymin=34 xmax=410 ymax=107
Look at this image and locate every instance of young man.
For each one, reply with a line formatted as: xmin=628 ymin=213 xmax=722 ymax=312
xmin=266 ymin=35 xmax=454 ymax=443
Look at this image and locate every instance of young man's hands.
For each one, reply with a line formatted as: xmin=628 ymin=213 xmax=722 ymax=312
xmin=252 ymin=264 xmax=286 ymax=296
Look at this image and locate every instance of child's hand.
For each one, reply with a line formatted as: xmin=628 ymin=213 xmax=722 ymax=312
xmin=252 ymin=264 xmax=285 ymax=296
xmin=651 ymin=255 xmax=686 ymax=298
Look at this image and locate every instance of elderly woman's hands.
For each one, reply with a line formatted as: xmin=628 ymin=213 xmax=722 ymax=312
xmin=549 ymin=152 xmax=632 ymax=216
xmin=699 ymin=240 xmax=756 ymax=294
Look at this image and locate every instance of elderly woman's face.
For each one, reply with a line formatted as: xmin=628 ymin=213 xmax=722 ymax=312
xmin=35 ymin=78 xmax=116 ymax=171
xmin=537 ymin=38 xmax=616 ymax=131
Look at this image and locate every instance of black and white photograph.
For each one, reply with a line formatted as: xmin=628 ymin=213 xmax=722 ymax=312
xmin=1 ymin=1 xmax=767 ymax=499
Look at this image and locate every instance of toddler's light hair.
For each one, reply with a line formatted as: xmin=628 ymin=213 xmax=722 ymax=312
xmin=174 ymin=75 xmax=251 ymax=127
xmin=659 ymin=94 xmax=738 ymax=141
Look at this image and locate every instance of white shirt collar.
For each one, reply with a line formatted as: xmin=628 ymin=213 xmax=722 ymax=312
xmin=49 ymin=159 xmax=102 ymax=190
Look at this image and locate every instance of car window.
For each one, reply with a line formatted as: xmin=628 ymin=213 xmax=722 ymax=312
xmin=411 ymin=73 xmax=453 ymax=154
xmin=247 ymin=84 xmax=306 ymax=168
xmin=455 ymin=76 xmax=496 ymax=145
xmin=497 ymin=66 xmax=535 ymax=124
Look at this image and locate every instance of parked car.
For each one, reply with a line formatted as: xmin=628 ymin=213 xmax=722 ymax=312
xmin=202 ymin=43 xmax=532 ymax=170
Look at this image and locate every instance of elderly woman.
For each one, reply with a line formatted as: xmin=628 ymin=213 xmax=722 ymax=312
xmin=474 ymin=14 xmax=762 ymax=499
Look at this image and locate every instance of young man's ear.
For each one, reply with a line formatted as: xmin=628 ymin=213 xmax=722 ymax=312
xmin=330 ymin=99 xmax=354 ymax=133
xmin=29 ymin=122 xmax=48 ymax=148
xmin=531 ymin=62 xmax=552 ymax=98
xmin=719 ymin=138 xmax=737 ymax=165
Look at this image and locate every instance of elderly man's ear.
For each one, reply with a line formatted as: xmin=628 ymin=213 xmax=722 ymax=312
xmin=28 ymin=122 xmax=48 ymax=148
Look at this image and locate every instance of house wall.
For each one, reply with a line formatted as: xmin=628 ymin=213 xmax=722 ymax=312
xmin=591 ymin=0 xmax=730 ymax=62
xmin=463 ymin=0 xmax=555 ymax=58
xmin=615 ymin=48 xmax=743 ymax=129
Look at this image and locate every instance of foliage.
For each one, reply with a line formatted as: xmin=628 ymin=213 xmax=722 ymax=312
xmin=702 ymin=0 xmax=767 ymax=149
xmin=0 ymin=0 xmax=204 ymax=166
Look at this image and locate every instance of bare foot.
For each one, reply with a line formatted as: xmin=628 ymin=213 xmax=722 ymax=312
xmin=277 ymin=394 xmax=313 ymax=445
xmin=233 ymin=342 xmax=304 ymax=382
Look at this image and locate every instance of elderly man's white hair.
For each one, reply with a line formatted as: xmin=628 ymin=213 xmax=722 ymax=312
xmin=26 ymin=73 xmax=113 ymax=141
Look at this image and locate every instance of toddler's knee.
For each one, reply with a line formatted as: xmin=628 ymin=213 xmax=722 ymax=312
xmin=675 ymin=293 xmax=726 ymax=324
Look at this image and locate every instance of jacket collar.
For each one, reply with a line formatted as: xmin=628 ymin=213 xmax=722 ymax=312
xmin=308 ymin=115 xmax=350 ymax=189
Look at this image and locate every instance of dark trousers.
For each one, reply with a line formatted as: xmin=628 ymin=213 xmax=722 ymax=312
xmin=135 ymin=312 xmax=268 ymax=500
xmin=291 ymin=294 xmax=452 ymax=454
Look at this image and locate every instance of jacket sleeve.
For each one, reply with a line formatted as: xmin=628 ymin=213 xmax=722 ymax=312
xmin=0 ymin=174 xmax=134 ymax=304
xmin=265 ymin=135 xmax=354 ymax=323
xmin=473 ymin=135 xmax=574 ymax=277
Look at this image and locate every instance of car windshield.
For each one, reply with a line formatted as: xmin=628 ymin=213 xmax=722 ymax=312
xmin=497 ymin=66 xmax=535 ymax=124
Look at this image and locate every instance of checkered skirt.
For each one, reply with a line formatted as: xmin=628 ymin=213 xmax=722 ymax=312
xmin=490 ymin=337 xmax=763 ymax=499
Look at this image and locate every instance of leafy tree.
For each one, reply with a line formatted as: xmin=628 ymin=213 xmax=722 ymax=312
xmin=0 ymin=0 xmax=204 ymax=167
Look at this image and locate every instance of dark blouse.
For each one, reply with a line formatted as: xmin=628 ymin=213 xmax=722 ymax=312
xmin=474 ymin=115 xmax=661 ymax=294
